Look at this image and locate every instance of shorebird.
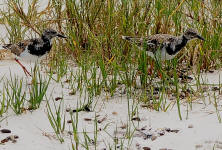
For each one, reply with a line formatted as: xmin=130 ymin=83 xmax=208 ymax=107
xmin=122 ymin=28 xmax=205 ymax=61
xmin=122 ymin=28 xmax=205 ymax=76
xmin=2 ymin=28 xmax=66 ymax=76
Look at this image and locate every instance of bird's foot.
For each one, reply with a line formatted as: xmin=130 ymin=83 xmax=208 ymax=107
xmin=15 ymin=58 xmax=31 ymax=77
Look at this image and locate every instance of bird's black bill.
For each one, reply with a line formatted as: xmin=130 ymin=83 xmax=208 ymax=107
xmin=57 ymin=33 xmax=67 ymax=38
xmin=197 ymin=35 xmax=205 ymax=41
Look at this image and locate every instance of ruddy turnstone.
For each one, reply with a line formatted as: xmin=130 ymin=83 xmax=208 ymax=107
xmin=122 ymin=28 xmax=205 ymax=61
xmin=2 ymin=28 xmax=66 ymax=76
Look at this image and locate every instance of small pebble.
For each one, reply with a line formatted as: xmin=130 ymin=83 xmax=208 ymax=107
xmin=83 ymin=106 xmax=91 ymax=112
xmin=159 ymin=130 xmax=165 ymax=136
xmin=136 ymin=143 xmax=141 ymax=149
xmin=170 ymin=129 xmax=179 ymax=133
xmin=69 ymin=91 xmax=76 ymax=95
xmin=9 ymin=135 xmax=15 ymax=140
xmin=67 ymin=120 xmax=72 ymax=124
xmin=98 ymin=117 xmax=106 ymax=124
xmin=14 ymin=135 xmax=19 ymax=139
xmin=145 ymin=133 xmax=153 ymax=139
xmin=9 ymin=135 xmax=17 ymax=143
xmin=195 ymin=144 xmax=203 ymax=148
xmin=165 ymin=128 xmax=171 ymax=132
xmin=202 ymin=86 xmax=209 ymax=92
xmin=0 ymin=135 xmax=19 ymax=144
xmin=188 ymin=124 xmax=194 ymax=128
xmin=212 ymin=87 xmax=220 ymax=91
xmin=143 ymin=147 xmax=151 ymax=150
xmin=141 ymin=126 xmax=147 ymax=130
xmin=131 ymin=117 xmax=141 ymax=121
xmin=55 ymin=97 xmax=62 ymax=101
xmin=64 ymin=79 xmax=70 ymax=83
xmin=151 ymin=135 xmax=157 ymax=141
xmin=120 ymin=124 xmax=127 ymax=129
xmin=1 ymin=138 xmax=9 ymax=143
xmin=66 ymin=108 xmax=71 ymax=112
xmin=68 ymin=131 xmax=73 ymax=135
xmin=1 ymin=129 xmax=11 ymax=133
xmin=112 ymin=112 xmax=118 ymax=115
xmin=84 ymin=118 xmax=92 ymax=121
xmin=91 ymin=139 xmax=95 ymax=145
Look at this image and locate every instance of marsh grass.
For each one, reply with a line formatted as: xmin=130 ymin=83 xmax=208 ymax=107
xmin=70 ymin=111 xmax=80 ymax=150
xmin=0 ymin=66 xmax=51 ymax=116
xmin=213 ymin=92 xmax=221 ymax=123
xmin=82 ymin=130 xmax=91 ymax=149
xmin=0 ymin=91 xmax=8 ymax=116
xmin=46 ymin=98 xmax=66 ymax=143
xmin=47 ymin=43 xmax=70 ymax=82
xmin=28 ymin=65 xmax=51 ymax=110
xmin=4 ymin=75 xmax=26 ymax=114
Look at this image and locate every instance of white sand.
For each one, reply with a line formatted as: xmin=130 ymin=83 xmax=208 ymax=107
xmin=0 ymin=60 xmax=222 ymax=150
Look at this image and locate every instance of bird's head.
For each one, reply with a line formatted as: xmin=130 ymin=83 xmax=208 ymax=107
xmin=42 ymin=28 xmax=66 ymax=40
xmin=183 ymin=28 xmax=205 ymax=41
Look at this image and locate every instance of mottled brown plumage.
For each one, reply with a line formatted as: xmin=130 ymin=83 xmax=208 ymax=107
xmin=122 ymin=34 xmax=176 ymax=54
xmin=3 ymin=28 xmax=66 ymax=58
xmin=0 ymin=49 xmax=15 ymax=60
xmin=3 ymin=40 xmax=31 ymax=56
xmin=122 ymin=28 xmax=205 ymax=60
xmin=2 ymin=28 xmax=66 ymax=76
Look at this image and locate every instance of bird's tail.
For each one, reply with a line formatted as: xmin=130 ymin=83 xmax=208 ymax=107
xmin=122 ymin=36 xmax=143 ymax=45
xmin=122 ymin=36 xmax=136 ymax=41
xmin=2 ymin=44 xmax=12 ymax=49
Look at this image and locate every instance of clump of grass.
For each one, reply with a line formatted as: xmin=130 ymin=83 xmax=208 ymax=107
xmin=28 ymin=65 xmax=51 ymax=110
xmin=0 ymin=91 xmax=8 ymax=116
xmin=213 ymin=92 xmax=222 ymax=123
xmin=4 ymin=75 xmax=26 ymax=115
xmin=46 ymin=99 xmax=66 ymax=143
xmin=70 ymin=111 xmax=80 ymax=150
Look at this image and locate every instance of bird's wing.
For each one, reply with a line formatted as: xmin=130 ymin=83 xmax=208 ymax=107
xmin=3 ymin=40 xmax=33 ymax=56
xmin=122 ymin=36 xmax=158 ymax=52
xmin=122 ymin=34 xmax=176 ymax=53
xmin=122 ymin=36 xmax=147 ymax=47
xmin=146 ymin=34 xmax=176 ymax=53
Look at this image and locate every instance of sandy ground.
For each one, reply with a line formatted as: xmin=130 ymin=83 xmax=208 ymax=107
xmin=0 ymin=59 xmax=222 ymax=150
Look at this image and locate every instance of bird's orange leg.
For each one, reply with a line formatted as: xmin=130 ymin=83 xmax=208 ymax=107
xmin=15 ymin=58 xmax=31 ymax=77
xmin=157 ymin=70 xmax=162 ymax=79
xmin=148 ymin=60 xmax=154 ymax=75
xmin=148 ymin=60 xmax=163 ymax=79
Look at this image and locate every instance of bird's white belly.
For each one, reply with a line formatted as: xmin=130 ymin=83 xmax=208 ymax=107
xmin=146 ymin=51 xmax=155 ymax=58
xmin=160 ymin=48 xmax=176 ymax=60
xmin=139 ymin=47 xmax=176 ymax=61
xmin=146 ymin=48 xmax=176 ymax=61
xmin=19 ymin=48 xmax=46 ymax=63
xmin=138 ymin=47 xmax=155 ymax=58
